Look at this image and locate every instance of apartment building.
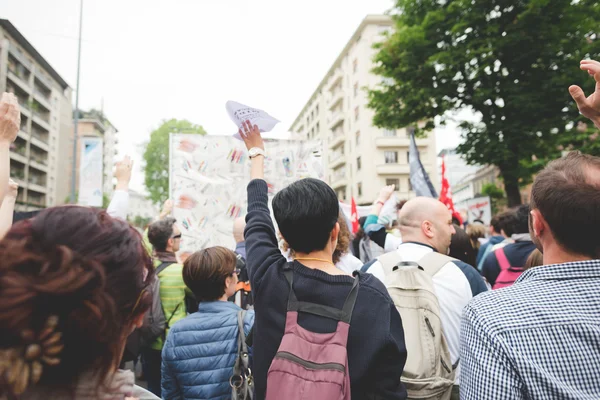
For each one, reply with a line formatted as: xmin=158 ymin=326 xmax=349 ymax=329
xmin=75 ymin=109 xmax=119 ymax=197
xmin=0 ymin=19 xmax=73 ymax=210
xmin=290 ymin=15 xmax=437 ymax=205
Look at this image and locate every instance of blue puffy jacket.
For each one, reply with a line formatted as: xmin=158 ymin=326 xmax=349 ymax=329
xmin=161 ymin=301 xmax=255 ymax=400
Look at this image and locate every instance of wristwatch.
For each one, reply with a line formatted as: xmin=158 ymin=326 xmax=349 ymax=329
xmin=249 ymin=147 xmax=266 ymax=159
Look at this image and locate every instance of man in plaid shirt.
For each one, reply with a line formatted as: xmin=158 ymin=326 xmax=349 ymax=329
xmin=460 ymin=59 xmax=600 ymax=400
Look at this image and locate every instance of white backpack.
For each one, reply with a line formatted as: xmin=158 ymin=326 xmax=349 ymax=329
xmin=377 ymin=251 xmax=456 ymax=400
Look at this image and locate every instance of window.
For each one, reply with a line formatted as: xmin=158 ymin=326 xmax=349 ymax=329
xmin=316 ymin=105 xmax=319 ymax=115
xmin=357 ymin=157 xmax=362 ymax=171
xmin=353 ymin=59 xmax=358 ymax=73
xmin=316 ymin=122 xmax=320 ymax=133
xmin=386 ymin=178 xmax=400 ymax=190
xmin=356 ymin=131 xmax=360 ymax=145
xmin=354 ymin=82 xmax=359 ymax=97
xmin=354 ymin=107 xmax=359 ymax=121
xmin=383 ymin=129 xmax=396 ymax=137
xmin=358 ymin=182 xmax=363 ymax=197
xmin=385 ymin=151 xmax=398 ymax=164
xmin=406 ymin=126 xmax=416 ymax=137
xmin=408 ymin=179 xmax=413 ymax=191
xmin=407 ymin=151 xmax=410 ymax=163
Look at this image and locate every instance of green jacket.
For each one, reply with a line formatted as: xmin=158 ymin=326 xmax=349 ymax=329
xmin=151 ymin=259 xmax=188 ymax=350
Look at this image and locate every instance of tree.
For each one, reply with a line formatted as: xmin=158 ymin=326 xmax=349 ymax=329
xmin=368 ymin=0 xmax=600 ymax=206
xmin=143 ymin=119 xmax=206 ymax=204
xmin=481 ymin=182 xmax=505 ymax=214
xmin=65 ymin=192 xmax=110 ymax=208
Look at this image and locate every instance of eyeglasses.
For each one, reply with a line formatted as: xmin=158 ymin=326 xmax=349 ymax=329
xmin=171 ymin=234 xmax=182 ymax=239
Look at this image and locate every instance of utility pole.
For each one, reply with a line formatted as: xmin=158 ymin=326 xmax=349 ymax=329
xmin=70 ymin=0 xmax=84 ymax=203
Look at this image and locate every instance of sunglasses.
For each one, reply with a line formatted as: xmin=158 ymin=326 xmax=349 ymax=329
xmin=171 ymin=234 xmax=182 ymax=239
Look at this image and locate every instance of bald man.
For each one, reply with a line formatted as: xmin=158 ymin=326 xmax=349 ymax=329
xmin=363 ymin=197 xmax=487 ymax=393
xmin=233 ymin=217 xmax=247 ymax=258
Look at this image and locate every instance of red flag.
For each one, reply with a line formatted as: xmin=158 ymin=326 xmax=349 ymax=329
xmin=350 ymin=197 xmax=359 ymax=234
xmin=439 ymin=156 xmax=463 ymax=225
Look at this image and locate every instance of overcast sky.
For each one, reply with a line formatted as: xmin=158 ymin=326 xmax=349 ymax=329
xmin=3 ymin=0 xmax=462 ymax=192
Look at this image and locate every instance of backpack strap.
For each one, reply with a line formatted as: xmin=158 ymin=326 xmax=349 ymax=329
xmin=360 ymin=259 xmax=377 ymax=273
xmin=283 ymin=267 xmax=360 ymax=324
xmin=418 ymin=252 xmax=457 ymax=278
xmin=232 ymin=310 xmax=253 ymax=400
xmin=495 ymin=247 xmax=511 ymax=272
xmin=377 ymin=251 xmax=404 ymax=275
xmin=156 ymin=261 xmax=175 ymax=276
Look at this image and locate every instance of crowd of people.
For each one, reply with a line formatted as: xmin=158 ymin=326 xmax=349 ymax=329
xmin=0 ymin=59 xmax=599 ymax=400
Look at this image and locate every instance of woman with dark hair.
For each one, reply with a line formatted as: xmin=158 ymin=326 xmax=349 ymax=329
xmin=161 ymin=246 xmax=255 ymax=400
xmin=0 ymin=206 xmax=157 ymax=399
xmin=449 ymin=224 xmax=478 ymax=268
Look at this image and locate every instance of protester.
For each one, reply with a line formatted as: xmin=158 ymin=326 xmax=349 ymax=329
xmin=233 ymin=217 xmax=247 ymax=258
xmin=362 ymin=185 xmax=404 ymax=252
xmin=232 ymin=216 xmax=253 ymax=309
xmin=476 ymin=210 xmax=515 ymax=271
xmin=162 ymin=246 xmax=255 ymax=400
xmin=475 ymin=215 xmax=506 ymax=267
xmin=333 ymin=213 xmax=363 ymax=274
xmin=362 ymin=196 xmax=487 ymax=397
xmin=460 ymin=152 xmax=600 ymax=399
xmin=481 ymin=205 xmax=536 ymax=288
xmin=465 ymin=223 xmax=486 ymax=253
xmin=524 ymin=249 xmax=544 ymax=270
xmin=0 ymin=93 xmax=19 ymax=207
xmin=0 ymin=206 xmax=158 ymax=399
xmin=240 ymin=121 xmax=407 ymax=399
xmin=449 ymin=224 xmax=477 ymax=268
xmin=143 ymin=218 xmax=188 ymax=396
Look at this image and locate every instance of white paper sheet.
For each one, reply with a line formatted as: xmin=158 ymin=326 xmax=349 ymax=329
xmin=226 ymin=100 xmax=280 ymax=139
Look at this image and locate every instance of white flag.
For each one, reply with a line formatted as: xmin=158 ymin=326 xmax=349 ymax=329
xmin=226 ymin=100 xmax=280 ymax=139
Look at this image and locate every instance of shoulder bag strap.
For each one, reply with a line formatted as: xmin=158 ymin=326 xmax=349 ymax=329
xmin=495 ymin=247 xmax=511 ymax=272
xmin=418 ymin=251 xmax=457 ymax=277
xmin=232 ymin=311 xmax=253 ymax=400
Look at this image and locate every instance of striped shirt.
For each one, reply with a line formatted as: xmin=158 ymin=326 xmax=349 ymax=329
xmin=460 ymin=260 xmax=600 ymax=399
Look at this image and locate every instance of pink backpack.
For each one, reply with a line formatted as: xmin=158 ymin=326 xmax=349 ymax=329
xmin=265 ymin=268 xmax=359 ymax=400
xmin=492 ymin=247 xmax=524 ymax=289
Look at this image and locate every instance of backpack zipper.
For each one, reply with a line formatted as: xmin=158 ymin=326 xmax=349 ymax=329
xmin=274 ymin=351 xmax=345 ymax=373
xmin=425 ymin=316 xmax=435 ymax=337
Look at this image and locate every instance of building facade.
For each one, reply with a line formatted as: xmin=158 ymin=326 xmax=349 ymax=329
xmin=128 ymin=189 xmax=157 ymax=221
xmin=0 ymin=19 xmax=73 ymax=211
xmin=438 ymin=148 xmax=481 ymax=188
xmin=290 ymin=15 xmax=437 ymax=205
xmin=75 ymin=109 xmax=119 ymax=197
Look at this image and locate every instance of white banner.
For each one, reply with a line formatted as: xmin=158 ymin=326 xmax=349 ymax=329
xmin=78 ymin=137 xmax=104 ymax=207
xmin=464 ymin=196 xmax=492 ymax=225
xmin=170 ymin=134 xmax=322 ymax=252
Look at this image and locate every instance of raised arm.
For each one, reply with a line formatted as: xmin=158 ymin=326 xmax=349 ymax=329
xmin=0 ymin=179 xmax=18 ymax=239
xmin=240 ymin=120 xmax=286 ymax=291
xmin=106 ymin=156 xmax=132 ymax=219
xmin=569 ymin=59 xmax=600 ymax=129
xmin=0 ymin=93 xmax=20 ymax=205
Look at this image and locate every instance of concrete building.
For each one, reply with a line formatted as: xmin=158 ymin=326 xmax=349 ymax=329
xmin=0 ymin=19 xmax=73 ymax=210
xmin=128 ymin=189 xmax=157 ymax=221
xmin=438 ymin=148 xmax=481 ymax=188
xmin=290 ymin=15 xmax=437 ymax=205
xmin=75 ymin=109 xmax=119 ymax=197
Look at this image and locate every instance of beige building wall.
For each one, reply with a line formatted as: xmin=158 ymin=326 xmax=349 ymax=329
xmin=0 ymin=19 xmax=73 ymax=210
xmin=291 ymin=15 xmax=437 ymax=205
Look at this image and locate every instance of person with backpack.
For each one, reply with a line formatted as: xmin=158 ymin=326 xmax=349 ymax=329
xmin=162 ymin=246 xmax=255 ymax=400
xmin=240 ymin=121 xmax=408 ymax=400
xmin=142 ymin=217 xmax=188 ymax=397
xmin=232 ymin=217 xmax=253 ymax=309
xmin=481 ymin=205 xmax=536 ymax=289
xmin=363 ymin=196 xmax=487 ymax=399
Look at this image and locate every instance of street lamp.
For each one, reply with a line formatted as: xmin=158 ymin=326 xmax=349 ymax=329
xmin=70 ymin=0 xmax=84 ymax=203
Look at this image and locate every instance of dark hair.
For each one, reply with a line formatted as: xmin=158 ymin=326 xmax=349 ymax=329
xmin=449 ymin=224 xmax=477 ymax=267
xmin=333 ymin=213 xmax=351 ymax=264
xmin=500 ymin=206 xmax=529 ymax=237
xmin=490 ymin=216 xmax=501 ymax=234
xmin=524 ymin=249 xmax=544 ymax=270
xmin=183 ymin=246 xmax=236 ymax=302
xmin=496 ymin=210 xmax=516 ymax=237
xmin=147 ymin=217 xmax=176 ymax=252
xmin=530 ymin=151 xmax=600 ymax=258
xmin=0 ymin=206 xmax=153 ymax=397
xmin=272 ymin=178 xmax=339 ymax=253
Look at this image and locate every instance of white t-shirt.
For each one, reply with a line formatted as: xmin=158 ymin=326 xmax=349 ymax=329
xmin=335 ymin=253 xmax=363 ymax=275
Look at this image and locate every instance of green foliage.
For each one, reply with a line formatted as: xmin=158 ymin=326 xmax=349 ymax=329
xmin=142 ymin=119 xmax=206 ymax=204
xmin=130 ymin=215 xmax=152 ymax=229
xmin=482 ymin=182 xmax=505 ymax=214
xmin=64 ymin=192 xmax=110 ymax=208
xmin=369 ymin=0 xmax=600 ymax=206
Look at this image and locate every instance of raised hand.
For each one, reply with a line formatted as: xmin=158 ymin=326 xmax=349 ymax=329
xmin=0 ymin=93 xmax=20 ymax=143
xmin=377 ymin=184 xmax=396 ymax=204
xmin=160 ymin=199 xmax=174 ymax=219
xmin=115 ymin=155 xmax=133 ymax=190
xmin=569 ymin=59 xmax=600 ymax=128
xmin=239 ymin=120 xmax=264 ymax=151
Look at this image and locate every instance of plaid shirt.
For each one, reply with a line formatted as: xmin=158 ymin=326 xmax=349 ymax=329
xmin=460 ymin=260 xmax=600 ymax=400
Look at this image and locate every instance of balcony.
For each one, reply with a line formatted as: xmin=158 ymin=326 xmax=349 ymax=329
xmin=18 ymin=130 xmax=29 ymax=141
xmin=375 ymin=137 xmax=411 ymax=148
xmin=35 ymin=73 xmax=53 ymax=91
xmin=30 ymin=135 xmax=50 ymax=152
xmin=29 ymin=160 xmax=49 ymax=173
xmin=32 ymin=112 xmax=51 ymax=131
xmin=328 ymin=89 xmax=344 ymax=110
xmin=28 ymin=176 xmax=48 ymax=194
xmin=376 ymin=164 xmax=410 ymax=175
xmin=327 ymin=68 xmax=343 ymax=91
xmin=328 ymin=112 xmax=344 ymax=130
xmin=329 ymin=133 xmax=345 ymax=149
xmin=7 ymin=70 xmax=31 ymax=94
xmin=329 ymin=155 xmax=346 ymax=170
xmin=33 ymin=89 xmax=52 ymax=111
xmin=9 ymin=45 xmax=33 ymax=70
xmin=330 ymin=177 xmax=348 ymax=190
xmin=9 ymin=151 xmax=27 ymax=164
